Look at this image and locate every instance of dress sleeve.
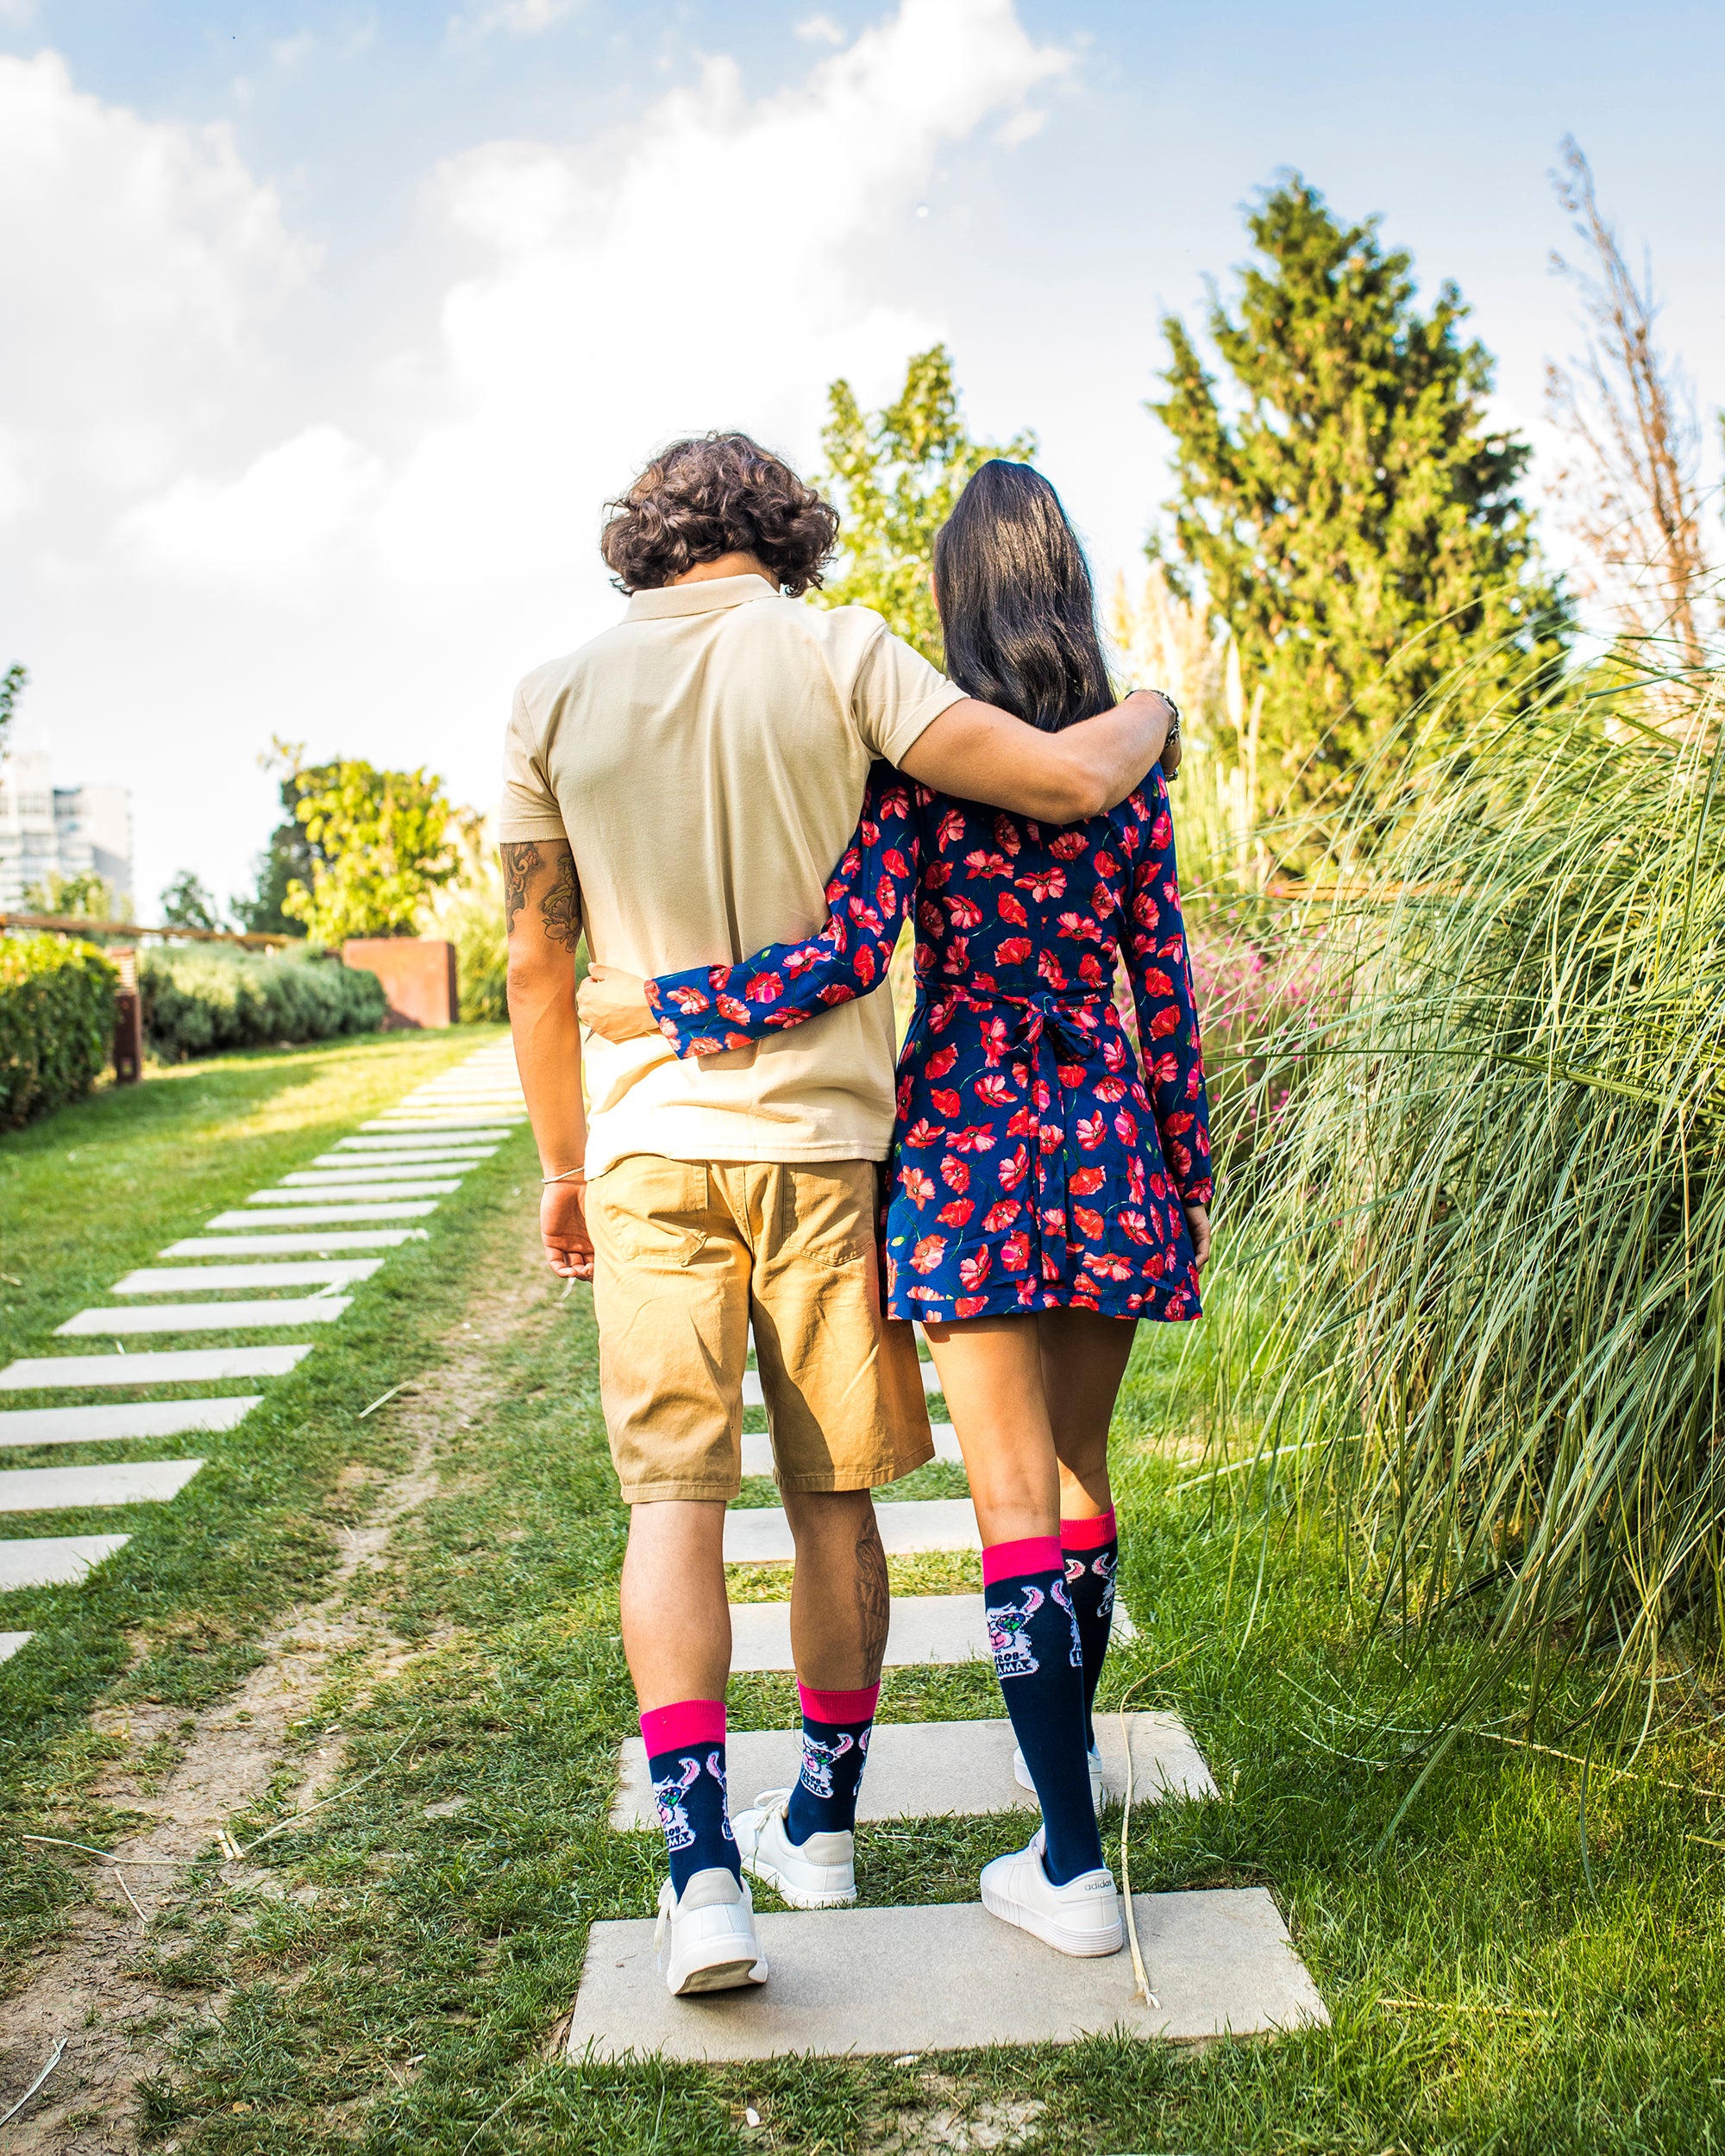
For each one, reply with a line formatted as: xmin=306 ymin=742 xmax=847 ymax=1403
xmin=644 ymin=763 xmax=920 ymax=1059
xmin=1123 ymin=774 xmax=1214 ymax=1206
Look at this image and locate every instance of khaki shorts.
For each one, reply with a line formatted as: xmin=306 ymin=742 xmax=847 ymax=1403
xmin=586 ymin=1154 xmax=932 ymax=1503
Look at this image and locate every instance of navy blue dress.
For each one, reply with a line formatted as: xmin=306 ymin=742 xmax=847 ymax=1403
xmin=645 ymin=766 xmax=1212 ymax=1326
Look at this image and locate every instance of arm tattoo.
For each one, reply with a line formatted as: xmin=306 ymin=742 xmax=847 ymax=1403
xmin=539 ymin=846 xmax=583 ymax=954
xmin=501 ymin=842 xmax=541 ymax=936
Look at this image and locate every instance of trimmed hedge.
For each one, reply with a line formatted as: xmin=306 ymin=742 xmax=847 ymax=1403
xmin=141 ymin=945 xmax=388 ymax=1061
xmin=0 ymin=933 xmax=117 ymax=1128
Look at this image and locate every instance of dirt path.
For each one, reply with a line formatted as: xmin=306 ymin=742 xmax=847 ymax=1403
xmin=0 ymin=1216 xmax=549 ymax=2154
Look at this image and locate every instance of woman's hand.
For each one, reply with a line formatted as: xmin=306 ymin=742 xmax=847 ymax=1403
xmin=1182 ymin=1203 xmax=1211 ymax=1273
xmin=576 ymin=964 xmax=659 ymax=1044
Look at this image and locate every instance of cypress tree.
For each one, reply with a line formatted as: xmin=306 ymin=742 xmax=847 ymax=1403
xmin=1152 ymin=175 xmax=1569 ymax=836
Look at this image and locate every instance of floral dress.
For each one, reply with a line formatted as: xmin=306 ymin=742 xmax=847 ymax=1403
xmin=644 ymin=765 xmax=1213 ymax=1326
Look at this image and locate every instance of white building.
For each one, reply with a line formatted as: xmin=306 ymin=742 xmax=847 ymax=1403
xmin=0 ymin=752 xmax=133 ymax=913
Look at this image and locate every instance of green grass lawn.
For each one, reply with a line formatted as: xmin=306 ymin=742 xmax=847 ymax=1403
xmin=5 ymin=1044 xmax=1725 ymax=2152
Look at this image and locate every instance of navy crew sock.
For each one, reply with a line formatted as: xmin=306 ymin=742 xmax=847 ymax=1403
xmin=641 ymin=1700 xmax=739 ymax=1896
xmin=784 ymin=1681 xmax=879 ymax=1844
xmin=983 ymin=1534 xmax=1107 ymax=1886
xmin=1061 ymin=1507 xmax=1120 ymax=1752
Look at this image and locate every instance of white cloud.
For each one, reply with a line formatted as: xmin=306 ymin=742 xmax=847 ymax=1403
xmin=449 ymin=0 xmax=582 ymax=39
xmin=795 ymin=12 xmax=848 ymax=41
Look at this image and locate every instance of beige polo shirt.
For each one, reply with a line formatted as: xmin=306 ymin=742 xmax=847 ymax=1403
xmin=499 ymin=575 xmax=964 ymax=1180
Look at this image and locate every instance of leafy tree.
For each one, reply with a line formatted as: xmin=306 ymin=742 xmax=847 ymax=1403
xmin=23 ymin=869 xmax=120 ymax=921
xmin=1151 ymin=175 xmax=1569 ymax=835
xmin=813 ymin=344 xmax=1034 ymax=663
xmin=0 ymin=662 xmax=25 ymax=757
xmin=160 ymin=870 xmax=223 ymax=931
xmin=233 ymin=772 xmax=317 ymax=937
xmin=273 ymin=743 xmax=460 ymax=943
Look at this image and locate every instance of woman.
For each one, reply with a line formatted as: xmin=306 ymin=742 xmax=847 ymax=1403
xmin=585 ymin=461 xmax=1211 ymax=1959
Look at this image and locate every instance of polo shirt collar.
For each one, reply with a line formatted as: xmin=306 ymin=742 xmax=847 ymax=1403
xmin=625 ymin=573 xmax=780 ymax=620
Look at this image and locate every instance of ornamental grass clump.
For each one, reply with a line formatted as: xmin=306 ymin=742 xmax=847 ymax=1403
xmin=1209 ymin=654 xmax=1725 ymax=1731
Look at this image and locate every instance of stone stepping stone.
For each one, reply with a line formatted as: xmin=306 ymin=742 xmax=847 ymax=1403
xmin=281 ymin=1167 xmax=473 ymax=1188
xmin=742 ymin=1361 xmax=943 ymax=1408
xmin=310 ymin=1150 xmax=493 ymax=1168
xmin=0 ymin=1457 xmax=204 ymax=1514
xmin=205 ymin=1203 xmax=438 ymax=1227
xmin=728 ymin=1593 xmax=1133 ymax=1671
xmin=725 ymin=1497 xmax=977 ymax=1564
xmin=362 ymin=1115 xmax=520 ymax=1131
xmin=113 ymin=1262 xmax=380 ymax=1295
xmin=333 ymin=1137 xmax=501 ymax=1155
xmin=246 ymin=1181 xmax=460 ymax=1202
xmin=55 ymin=1298 xmax=349 ymax=1337
xmin=167 ymin=1229 xmax=429 ymax=1256
xmin=0 ymin=1533 xmax=130 ymax=1590
xmin=0 ymin=1345 xmax=311 ymax=1391
xmin=612 ymin=1709 xmax=1214 ymax=1831
xmin=0 ymin=1632 xmax=31 ymax=1664
xmin=567 ymin=1886 xmax=1327 ymax=2060
xmin=737 ymin=1424 xmax=963 ymax=1478
xmin=0 ymin=1398 xmax=261 ymax=1450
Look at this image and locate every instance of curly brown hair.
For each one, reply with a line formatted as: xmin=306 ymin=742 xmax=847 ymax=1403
xmin=599 ymin=433 xmax=839 ymax=597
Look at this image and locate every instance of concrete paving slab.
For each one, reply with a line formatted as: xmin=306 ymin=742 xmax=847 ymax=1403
xmin=568 ymin=1886 xmax=1326 ymax=2059
xmin=56 ymin=1299 xmax=349 ymax=1336
xmin=742 ymin=1361 xmax=943 ymax=1408
xmin=0 ymin=1534 xmax=130 ymax=1591
xmin=725 ymin=1497 xmax=978 ymax=1564
xmin=205 ymin=1204 xmax=438 ymax=1227
xmin=0 ymin=1399 xmax=262 ymax=1449
xmin=112 ymin=1263 xmax=380 ymax=1294
xmin=0 ymin=1632 xmax=31 ymax=1663
xmin=284 ymin=1165 xmax=475 ymax=1186
xmin=333 ymin=1138 xmax=502 ymax=1154
xmin=612 ymin=1710 xmax=1214 ymax=1830
xmin=310 ymin=1156 xmax=492 ymax=1173
xmin=166 ymin=1230 xmax=428 ymax=1256
xmin=0 ymin=1458 xmax=204 ymax=1514
xmin=727 ymin=1593 xmax=1133 ymax=1670
xmin=363 ymin=1115 xmax=519 ymax=1130
xmin=246 ymin=1181 xmax=459 ymax=1202
xmin=0 ymin=1346 xmax=310 ymax=1391
xmin=738 ymin=1424 xmax=962 ymax=1478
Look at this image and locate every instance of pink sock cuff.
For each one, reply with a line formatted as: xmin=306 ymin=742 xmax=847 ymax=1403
xmin=799 ymin=1682 xmax=881 ymax=1726
xmin=639 ymin=1699 xmax=725 ymax=1755
xmin=982 ymin=1533 xmax=1064 ymax=1587
xmin=1060 ymin=1507 xmax=1118 ymax=1551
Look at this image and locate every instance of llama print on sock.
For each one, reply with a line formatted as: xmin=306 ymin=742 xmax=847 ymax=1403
xmin=1051 ymin=1573 xmax=1085 ymax=1667
xmin=652 ymin=1757 xmax=702 ymax=1850
xmin=988 ymin=1582 xmax=1045 ymax=1678
xmin=706 ymin=1748 xmax=737 ymax=1841
xmin=1093 ymin=1547 xmax=1117 ymax=1619
xmin=798 ymin=1730 xmax=856 ymax=1802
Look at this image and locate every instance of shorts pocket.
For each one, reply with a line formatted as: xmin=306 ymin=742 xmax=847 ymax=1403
xmin=775 ymin=1163 xmax=875 ymax=1270
xmin=591 ymin=1156 xmax=711 ymax=1266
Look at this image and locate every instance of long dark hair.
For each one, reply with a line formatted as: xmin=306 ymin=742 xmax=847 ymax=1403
xmin=932 ymin=461 xmax=1114 ymax=732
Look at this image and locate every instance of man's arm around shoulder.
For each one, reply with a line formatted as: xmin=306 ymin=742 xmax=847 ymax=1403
xmin=898 ymin=691 xmax=1176 ymax=824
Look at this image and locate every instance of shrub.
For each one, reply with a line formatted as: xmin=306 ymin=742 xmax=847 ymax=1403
xmin=0 ymin=933 xmax=117 ymax=1127
xmin=140 ymin=945 xmax=387 ymax=1061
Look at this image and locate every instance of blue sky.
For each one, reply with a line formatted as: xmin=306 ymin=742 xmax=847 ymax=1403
xmin=3 ymin=0 xmax=1721 ymax=910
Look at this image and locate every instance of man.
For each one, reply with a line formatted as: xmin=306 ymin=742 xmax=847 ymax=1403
xmin=501 ymin=432 xmax=1171 ymax=1996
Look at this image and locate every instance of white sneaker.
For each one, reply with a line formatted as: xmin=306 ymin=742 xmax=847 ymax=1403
xmin=731 ymin=1788 xmax=857 ymax=1908
xmin=1013 ymin=1741 xmax=1106 ymax=1811
xmin=979 ymin=1827 xmax=1124 ymax=1958
xmin=653 ymin=1868 xmax=768 ymax=1996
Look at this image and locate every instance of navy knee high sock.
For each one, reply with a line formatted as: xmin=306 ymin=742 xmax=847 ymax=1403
xmin=1061 ymin=1507 xmax=1120 ymax=1752
xmin=641 ymin=1700 xmax=740 ymax=1896
xmin=983 ymin=1534 xmax=1106 ymax=1886
xmin=785 ymin=1681 xmax=878 ymax=1844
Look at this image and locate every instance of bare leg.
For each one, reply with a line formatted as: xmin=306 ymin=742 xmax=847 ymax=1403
xmin=619 ymin=1498 xmax=731 ymax=1710
xmin=920 ymin=1313 xmax=1058 ymax=1542
xmin=781 ymin=1487 xmax=890 ymax=1689
xmin=1037 ymin=1309 xmax=1135 ymax=1519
